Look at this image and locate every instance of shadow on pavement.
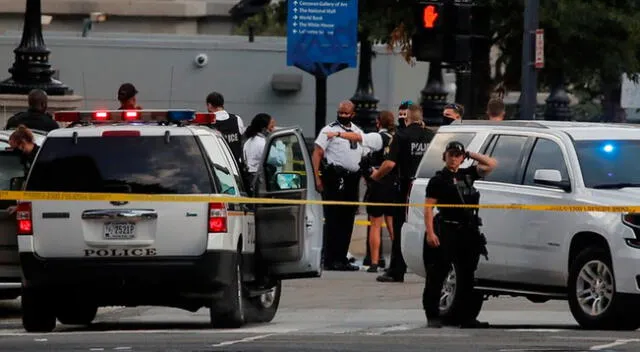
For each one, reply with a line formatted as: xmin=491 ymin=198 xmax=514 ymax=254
xmin=0 ymin=299 xmax=21 ymax=319
xmin=59 ymin=321 xmax=237 ymax=332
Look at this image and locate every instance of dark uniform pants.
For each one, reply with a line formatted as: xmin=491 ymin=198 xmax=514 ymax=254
xmin=387 ymin=180 xmax=410 ymax=278
xmin=321 ymin=165 xmax=360 ymax=265
xmin=422 ymin=221 xmax=481 ymax=321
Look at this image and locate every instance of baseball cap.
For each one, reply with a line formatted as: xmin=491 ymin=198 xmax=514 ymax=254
xmin=445 ymin=141 xmax=466 ymax=155
xmin=117 ymin=83 xmax=138 ymax=101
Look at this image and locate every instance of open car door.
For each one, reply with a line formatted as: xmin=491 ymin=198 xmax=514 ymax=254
xmin=254 ymin=128 xmax=323 ymax=279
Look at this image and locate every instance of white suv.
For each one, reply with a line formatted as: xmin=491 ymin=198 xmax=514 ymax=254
xmin=15 ymin=110 xmax=323 ymax=332
xmin=402 ymin=120 xmax=640 ymax=330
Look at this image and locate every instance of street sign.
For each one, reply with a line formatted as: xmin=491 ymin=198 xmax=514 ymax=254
xmin=286 ymin=0 xmax=358 ymax=77
xmin=535 ymin=29 xmax=544 ymax=69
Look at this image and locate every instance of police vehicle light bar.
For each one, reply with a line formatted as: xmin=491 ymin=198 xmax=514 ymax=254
xmin=54 ymin=110 xmax=196 ymax=123
xmin=194 ymin=112 xmax=216 ymax=124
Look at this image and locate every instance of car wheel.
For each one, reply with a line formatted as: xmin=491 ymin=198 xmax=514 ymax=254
xmin=210 ymin=252 xmax=246 ymax=329
xmin=246 ymin=280 xmax=282 ymax=323
xmin=57 ymin=301 xmax=98 ymax=326
xmin=21 ymin=287 xmax=56 ymax=333
xmin=439 ymin=262 xmax=484 ymax=326
xmin=568 ymin=247 xmax=640 ymax=330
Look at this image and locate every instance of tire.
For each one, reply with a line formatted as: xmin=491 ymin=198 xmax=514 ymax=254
xmin=210 ymin=253 xmax=246 ymax=329
xmin=57 ymin=303 xmax=98 ymax=326
xmin=439 ymin=262 xmax=484 ymax=326
xmin=21 ymin=287 xmax=56 ymax=333
xmin=245 ymin=280 xmax=282 ymax=323
xmin=568 ymin=247 xmax=640 ymax=330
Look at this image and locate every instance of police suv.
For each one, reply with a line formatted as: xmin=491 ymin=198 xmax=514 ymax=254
xmin=402 ymin=120 xmax=640 ymax=330
xmin=15 ymin=109 xmax=323 ymax=332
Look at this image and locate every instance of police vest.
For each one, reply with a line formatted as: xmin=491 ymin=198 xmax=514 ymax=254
xmin=212 ymin=114 xmax=243 ymax=163
xmin=370 ymin=131 xmax=393 ymax=168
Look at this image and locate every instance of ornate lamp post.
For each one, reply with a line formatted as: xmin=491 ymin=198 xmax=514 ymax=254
xmin=350 ymin=31 xmax=379 ymax=133
xmin=0 ymin=0 xmax=73 ymax=95
xmin=544 ymin=71 xmax=572 ymax=121
xmin=421 ymin=61 xmax=449 ymax=126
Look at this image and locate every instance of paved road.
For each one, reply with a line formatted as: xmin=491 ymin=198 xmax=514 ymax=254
xmin=0 ymin=271 xmax=638 ymax=351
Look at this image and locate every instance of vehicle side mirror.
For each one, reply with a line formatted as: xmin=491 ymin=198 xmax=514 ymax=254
xmin=10 ymin=177 xmax=25 ymax=191
xmin=533 ymin=169 xmax=571 ymax=192
xmin=276 ymin=172 xmax=303 ymax=190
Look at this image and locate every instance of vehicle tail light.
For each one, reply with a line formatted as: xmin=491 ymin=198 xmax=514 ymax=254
xmin=16 ymin=202 xmax=32 ymax=235
xmin=208 ymin=202 xmax=227 ymax=233
xmin=102 ymin=130 xmax=141 ymax=137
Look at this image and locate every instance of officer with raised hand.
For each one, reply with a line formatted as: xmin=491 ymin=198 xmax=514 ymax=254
xmin=423 ymin=141 xmax=497 ymax=329
xmin=371 ymin=104 xmax=435 ymax=282
xmin=312 ymin=100 xmax=362 ymax=271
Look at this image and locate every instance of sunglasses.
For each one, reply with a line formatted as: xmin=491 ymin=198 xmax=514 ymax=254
xmin=401 ymin=100 xmax=413 ymax=106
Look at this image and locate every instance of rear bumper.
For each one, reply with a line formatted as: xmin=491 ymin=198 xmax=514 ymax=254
xmin=20 ymin=250 xmax=237 ymax=294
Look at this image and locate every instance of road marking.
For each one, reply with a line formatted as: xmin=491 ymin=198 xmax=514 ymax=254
xmin=89 ymin=349 xmax=104 ymax=351
xmin=506 ymin=329 xmax=565 ymax=332
xmin=590 ymin=338 xmax=640 ymax=350
xmin=210 ymin=334 xmax=273 ymax=347
xmin=114 ymin=348 xmax=132 ymax=351
xmin=364 ymin=324 xmax=416 ymax=335
xmin=34 ymin=338 xmax=48 ymax=341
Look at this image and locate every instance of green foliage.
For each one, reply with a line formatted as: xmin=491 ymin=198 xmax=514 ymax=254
xmin=233 ymin=1 xmax=288 ymax=37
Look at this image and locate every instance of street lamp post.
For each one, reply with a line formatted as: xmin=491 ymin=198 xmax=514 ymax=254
xmin=350 ymin=32 xmax=379 ymax=133
xmin=0 ymin=0 xmax=72 ymax=95
xmin=421 ymin=61 xmax=449 ymax=126
xmin=519 ymin=0 xmax=539 ymax=120
xmin=544 ymin=71 xmax=572 ymax=121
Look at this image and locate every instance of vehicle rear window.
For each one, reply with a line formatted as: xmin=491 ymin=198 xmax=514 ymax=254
xmin=26 ymin=136 xmax=213 ymax=194
xmin=0 ymin=152 xmax=25 ymax=190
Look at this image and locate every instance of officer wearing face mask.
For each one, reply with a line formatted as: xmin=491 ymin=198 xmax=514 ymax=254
xmin=442 ymin=103 xmax=464 ymax=125
xmin=312 ymin=100 xmax=363 ymax=271
xmin=371 ymin=104 xmax=435 ymax=282
xmin=423 ymin=141 xmax=497 ymax=329
xmin=397 ymin=100 xmax=412 ymax=130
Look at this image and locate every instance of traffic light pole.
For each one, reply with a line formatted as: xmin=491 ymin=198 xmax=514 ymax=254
xmin=520 ymin=0 xmax=539 ymax=120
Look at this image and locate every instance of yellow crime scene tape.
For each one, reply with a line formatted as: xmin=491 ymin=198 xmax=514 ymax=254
xmin=1 ymin=190 xmax=640 ymax=214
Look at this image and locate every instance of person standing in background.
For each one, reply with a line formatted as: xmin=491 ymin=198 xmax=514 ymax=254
xmin=117 ymin=83 xmax=142 ymax=110
xmin=486 ymin=98 xmax=506 ymax=121
xmin=242 ymin=113 xmax=286 ymax=194
xmin=5 ymin=89 xmax=59 ymax=132
xmin=206 ymin=92 xmax=246 ymax=167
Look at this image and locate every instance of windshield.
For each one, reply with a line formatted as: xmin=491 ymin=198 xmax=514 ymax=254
xmin=26 ymin=136 xmax=214 ymax=194
xmin=574 ymin=139 xmax=640 ymax=188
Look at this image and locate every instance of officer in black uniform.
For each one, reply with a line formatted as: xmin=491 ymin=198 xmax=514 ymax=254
xmin=371 ymin=103 xmax=435 ymax=282
xmin=205 ymin=91 xmax=246 ymax=166
xmin=423 ymin=141 xmax=497 ymax=328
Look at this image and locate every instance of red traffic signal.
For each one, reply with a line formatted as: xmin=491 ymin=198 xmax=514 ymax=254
xmin=423 ymin=5 xmax=439 ymax=28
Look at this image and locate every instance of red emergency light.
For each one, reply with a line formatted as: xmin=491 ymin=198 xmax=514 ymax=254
xmin=194 ymin=112 xmax=216 ymax=124
xmin=54 ymin=110 xmax=196 ymax=123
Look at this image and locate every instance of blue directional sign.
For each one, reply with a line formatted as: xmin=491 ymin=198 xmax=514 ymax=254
xmin=286 ymin=0 xmax=358 ymax=77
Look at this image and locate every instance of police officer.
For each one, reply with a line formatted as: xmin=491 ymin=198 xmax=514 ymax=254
xmin=326 ymin=110 xmax=397 ymax=272
xmin=423 ymin=141 xmax=497 ymax=328
xmin=205 ymin=91 xmax=246 ymax=166
xmin=5 ymin=89 xmax=59 ymax=132
xmin=313 ymin=100 xmax=362 ymax=271
xmin=371 ymin=104 xmax=435 ymax=282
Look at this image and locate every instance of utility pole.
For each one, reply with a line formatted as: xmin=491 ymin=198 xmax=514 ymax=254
xmin=519 ymin=0 xmax=539 ymax=120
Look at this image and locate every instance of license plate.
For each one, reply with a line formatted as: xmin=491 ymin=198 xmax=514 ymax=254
xmin=104 ymin=222 xmax=136 ymax=240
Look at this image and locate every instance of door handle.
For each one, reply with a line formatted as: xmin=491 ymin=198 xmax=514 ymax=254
xmin=81 ymin=209 xmax=157 ymax=220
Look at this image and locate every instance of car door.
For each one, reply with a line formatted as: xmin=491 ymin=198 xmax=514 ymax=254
xmin=0 ymin=150 xmax=27 ymax=283
xmin=517 ymin=136 xmax=574 ymax=286
xmin=474 ymin=133 xmax=534 ymax=284
xmin=254 ymin=128 xmax=323 ymax=279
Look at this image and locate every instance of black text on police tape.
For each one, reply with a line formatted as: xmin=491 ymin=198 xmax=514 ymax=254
xmin=84 ymin=248 xmax=157 ymax=257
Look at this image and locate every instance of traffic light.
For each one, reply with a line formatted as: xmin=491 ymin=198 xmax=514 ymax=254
xmin=412 ymin=0 xmax=491 ymax=63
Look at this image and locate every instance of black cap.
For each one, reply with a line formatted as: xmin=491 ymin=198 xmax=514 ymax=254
xmin=117 ymin=83 xmax=138 ymax=101
xmin=445 ymin=141 xmax=465 ymax=154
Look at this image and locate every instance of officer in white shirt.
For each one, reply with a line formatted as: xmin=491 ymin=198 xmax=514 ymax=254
xmin=312 ymin=100 xmax=364 ymax=271
xmin=242 ymin=113 xmax=286 ymax=194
